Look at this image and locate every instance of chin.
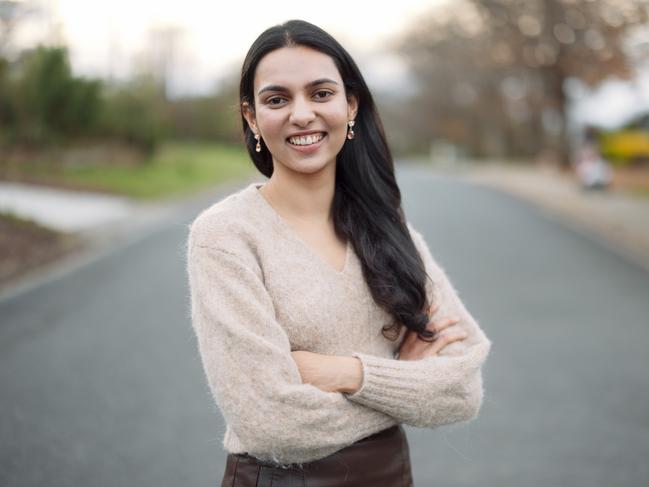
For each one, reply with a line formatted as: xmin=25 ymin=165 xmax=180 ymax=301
xmin=284 ymin=157 xmax=335 ymax=174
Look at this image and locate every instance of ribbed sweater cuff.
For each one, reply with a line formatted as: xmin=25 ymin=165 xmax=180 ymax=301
xmin=343 ymin=341 xmax=490 ymax=420
xmin=344 ymin=352 xmax=434 ymax=406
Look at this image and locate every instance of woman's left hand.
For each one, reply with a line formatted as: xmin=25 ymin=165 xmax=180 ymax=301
xmin=291 ymin=351 xmax=362 ymax=393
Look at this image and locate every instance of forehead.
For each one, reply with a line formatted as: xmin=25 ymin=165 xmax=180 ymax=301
xmin=254 ymin=46 xmax=342 ymax=92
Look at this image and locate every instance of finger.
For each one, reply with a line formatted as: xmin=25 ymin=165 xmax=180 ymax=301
xmin=427 ymin=302 xmax=441 ymax=316
xmin=428 ymin=316 xmax=460 ymax=333
xmin=399 ymin=329 xmax=419 ymax=350
xmin=430 ymin=331 xmax=468 ymax=355
xmin=401 ymin=329 xmax=416 ymax=346
xmin=429 ymin=333 xmax=453 ymax=355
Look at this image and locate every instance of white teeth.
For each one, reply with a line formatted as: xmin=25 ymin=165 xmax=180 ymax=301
xmin=288 ymin=133 xmax=325 ymax=146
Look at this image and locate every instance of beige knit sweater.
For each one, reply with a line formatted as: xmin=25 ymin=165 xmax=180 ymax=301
xmin=185 ymin=182 xmax=492 ymax=466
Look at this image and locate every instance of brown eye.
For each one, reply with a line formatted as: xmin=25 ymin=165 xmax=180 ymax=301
xmin=314 ymin=90 xmax=333 ymax=100
xmin=267 ymin=97 xmax=285 ymax=106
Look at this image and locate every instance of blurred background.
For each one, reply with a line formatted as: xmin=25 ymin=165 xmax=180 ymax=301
xmin=1 ymin=1 xmax=649 ymax=486
xmin=1 ymin=0 xmax=648 ymax=283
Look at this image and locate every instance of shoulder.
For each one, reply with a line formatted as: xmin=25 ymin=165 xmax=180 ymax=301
xmin=405 ymin=220 xmax=428 ymax=255
xmin=405 ymin=220 xmax=423 ymax=242
xmin=404 ymin=220 xmax=444 ymax=278
xmin=186 ymin=182 xmax=264 ymax=259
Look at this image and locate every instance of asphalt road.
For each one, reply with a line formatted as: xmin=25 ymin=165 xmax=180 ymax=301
xmin=1 ymin=164 xmax=648 ymax=486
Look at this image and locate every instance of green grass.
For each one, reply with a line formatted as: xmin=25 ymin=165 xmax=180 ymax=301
xmin=57 ymin=141 xmax=255 ymax=200
xmin=4 ymin=141 xmax=255 ymax=200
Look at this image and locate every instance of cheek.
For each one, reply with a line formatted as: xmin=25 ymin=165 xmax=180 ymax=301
xmin=257 ymin=113 xmax=284 ymax=138
xmin=325 ymin=103 xmax=351 ymax=131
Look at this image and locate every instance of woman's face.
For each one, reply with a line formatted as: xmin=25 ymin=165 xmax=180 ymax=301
xmin=243 ymin=46 xmax=358 ymax=176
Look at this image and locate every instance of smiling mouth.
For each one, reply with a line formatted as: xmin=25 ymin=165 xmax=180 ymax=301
xmin=287 ymin=132 xmax=327 ymax=146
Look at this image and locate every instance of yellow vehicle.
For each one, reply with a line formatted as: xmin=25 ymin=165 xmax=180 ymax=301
xmin=600 ymin=114 xmax=649 ymax=165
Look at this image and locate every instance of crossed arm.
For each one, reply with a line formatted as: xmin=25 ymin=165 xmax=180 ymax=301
xmin=291 ymin=224 xmax=491 ymax=427
xmin=186 ymin=223 xmax=491 ymax=464
xmin=290 ymin=304 xmax=469 ymax=396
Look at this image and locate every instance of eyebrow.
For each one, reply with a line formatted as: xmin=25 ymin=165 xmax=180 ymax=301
xmin=257 ymin=78 xmax=339 ymax=96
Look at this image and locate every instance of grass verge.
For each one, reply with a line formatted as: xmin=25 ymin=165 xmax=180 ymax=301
xmin=2 ymin=141 xmax=256 ymax=200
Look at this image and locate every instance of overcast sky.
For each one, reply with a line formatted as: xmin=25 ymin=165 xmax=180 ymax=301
xmin=13 ymin=0 xmax=445 ymax=96
xmin=10 ymin=0 xmax=649 ymax=128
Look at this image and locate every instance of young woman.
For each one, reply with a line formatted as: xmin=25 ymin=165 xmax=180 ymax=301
xmin=186 ymin=19 xmax=491 ymax=487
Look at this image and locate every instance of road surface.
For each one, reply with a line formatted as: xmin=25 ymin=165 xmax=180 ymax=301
xmin=1 ymin=164 xmax=648 ymax=486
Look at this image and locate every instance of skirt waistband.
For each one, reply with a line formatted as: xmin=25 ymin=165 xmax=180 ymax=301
xmin=221 ymin=424 xmax=413 ymax=487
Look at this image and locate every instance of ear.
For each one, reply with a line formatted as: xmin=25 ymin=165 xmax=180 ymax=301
xmin=347 ymin=94 xmax=359 ymax=121
xmin=241 ymin=101 xmax=258 ymax=134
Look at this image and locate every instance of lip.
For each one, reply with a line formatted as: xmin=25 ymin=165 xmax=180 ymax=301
xmin=286 ymin=133 xmax=327 ymax=154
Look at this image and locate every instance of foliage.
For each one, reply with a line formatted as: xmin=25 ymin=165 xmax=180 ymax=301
xmin=0 ymin=44 xmax=243 ymax=154
xmin=0 ymin=46 xmax=175 ymax=155
xmin=99 ymin=76 xmax=167 ymax=156
xmin=165 ymin=74 xmax=242 ymax=144
xmin=1 ymin=46 xmax=102 ymax=145
xmin=394 ymin=0 xmax=649 ymax=164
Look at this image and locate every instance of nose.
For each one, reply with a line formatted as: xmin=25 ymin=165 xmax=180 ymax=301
xmin=288 ymin=95 xmax=316 ymax=126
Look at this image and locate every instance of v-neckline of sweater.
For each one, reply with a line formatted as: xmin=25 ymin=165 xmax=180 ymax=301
xmin=250 ymin=183 xmax=351 ymax=276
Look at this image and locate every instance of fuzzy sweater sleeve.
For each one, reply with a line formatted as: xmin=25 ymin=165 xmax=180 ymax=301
xmin=343 ymin=224 xmax=492 ymax=428
xmin=186 ymin=233 xmax=397 ymax=466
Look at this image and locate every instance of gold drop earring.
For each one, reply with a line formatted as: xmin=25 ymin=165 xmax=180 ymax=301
xmin=347 ymin=120 xmax=355 ymax=140
xmin=254 ymin=133 xmax=261 ymax=152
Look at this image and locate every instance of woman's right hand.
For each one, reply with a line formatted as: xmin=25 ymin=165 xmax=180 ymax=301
xmin=398 ymin=302 xmax=468 ymax=361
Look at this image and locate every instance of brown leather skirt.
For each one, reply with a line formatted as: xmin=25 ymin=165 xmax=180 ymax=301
xmin=220 ymin=424 xmax=413 ymax=487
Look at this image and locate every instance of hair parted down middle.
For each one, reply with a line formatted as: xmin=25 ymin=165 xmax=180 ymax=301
xmin=239 ymin=19 xmax=437 ymax=341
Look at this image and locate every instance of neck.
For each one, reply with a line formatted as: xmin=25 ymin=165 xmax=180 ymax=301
xmin=260 ymin=164 xmax=336 ymax=224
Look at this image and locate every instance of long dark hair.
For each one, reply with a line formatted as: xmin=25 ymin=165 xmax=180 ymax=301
xmin=239 ymin=19 xmax=435 ymax=341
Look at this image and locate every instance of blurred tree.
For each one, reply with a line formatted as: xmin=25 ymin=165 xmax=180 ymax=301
xmin=0 ymin=0 xmax=24 ymax=138
xmin=166 ymin=73 xmax=241 ymax=144
xmin=2 ymin=46 xmax=102 ymax=145
xmin=133 ymin=24 xmax=185 ymax=101
xmin=19 ymin=47 xmax=102 ymax=139
xmin=0 ymin=41 xmax=182 ymax=165
xmin=99 ymin=75 xmax=168 ymax=156
xmin=0 ymin=55 xmax=12 ymax=133
xmin=213 ymin=73 xmax=247 ymax=143
xmin=396 ymin=0 xmax=649 ymax=166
